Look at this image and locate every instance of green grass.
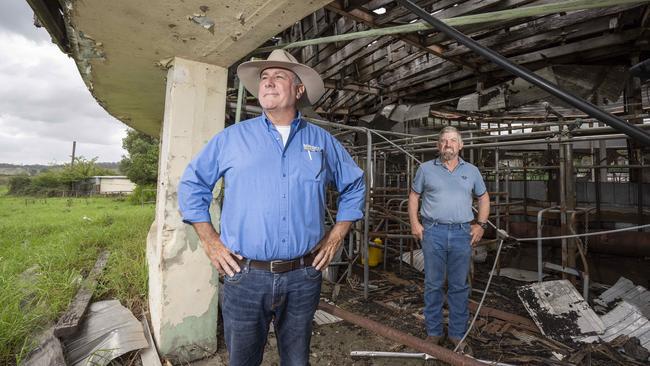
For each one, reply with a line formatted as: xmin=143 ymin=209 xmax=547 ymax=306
xmin=0 ymin=189 xmax=154 ymax=365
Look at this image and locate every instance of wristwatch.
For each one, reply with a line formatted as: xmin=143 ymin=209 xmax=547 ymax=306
xmin=477 ymin=221 xmax=489 ymax=230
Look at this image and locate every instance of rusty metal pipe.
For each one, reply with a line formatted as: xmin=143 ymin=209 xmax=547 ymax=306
xmin=318 ymin=302 xmax=485 ymax=366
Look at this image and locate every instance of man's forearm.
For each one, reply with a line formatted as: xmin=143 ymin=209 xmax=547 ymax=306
xmin=477 ymin=193 xmax=490 ymax=223
xmin=330 ymin=221 xmax=353 ymax=241
xmin=408 ymin=191 xmax=420 ymax=224
xmin=192 ymin=222 xmax=220 ymax=246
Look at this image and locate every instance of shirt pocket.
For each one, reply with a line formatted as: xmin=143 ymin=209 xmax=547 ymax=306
xmin=300 ymin=150 xmax=323 ymax=181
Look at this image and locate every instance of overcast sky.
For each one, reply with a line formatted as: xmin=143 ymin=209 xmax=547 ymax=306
xmin=0 ymin=2 xmax=128 ymax=165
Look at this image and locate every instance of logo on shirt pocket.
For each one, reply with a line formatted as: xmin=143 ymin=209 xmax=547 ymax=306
xmin=461 ymin=175 xmax=468 ymax=180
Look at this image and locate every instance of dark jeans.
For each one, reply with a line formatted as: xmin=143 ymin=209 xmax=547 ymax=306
xmin=221 ymin=263 xmax=322 ymax=366
xmin=421 ymin=220 xmax=472 ymax=340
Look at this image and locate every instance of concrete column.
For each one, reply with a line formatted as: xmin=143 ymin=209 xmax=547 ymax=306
xmin=147 ymin=57 xmax=226 ymax=362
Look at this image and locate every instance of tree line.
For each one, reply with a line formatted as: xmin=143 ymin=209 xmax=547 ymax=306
xmin=7 ymin=130 xmax=159 ymax=200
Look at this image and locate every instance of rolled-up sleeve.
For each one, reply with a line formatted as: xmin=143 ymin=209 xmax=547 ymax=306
xmin=327 ymin=138 xmax=365 ymax=222
xmin=178 ymin=134 xmax=224 ymax=224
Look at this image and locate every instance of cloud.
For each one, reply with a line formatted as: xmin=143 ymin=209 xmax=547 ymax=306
xmin=0 ymin=2 xmax=50 ymax=42
xmin=0 ymin=2 xmax=127 ymax=165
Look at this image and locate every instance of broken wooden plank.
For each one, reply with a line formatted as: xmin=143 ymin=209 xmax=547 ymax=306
xmin=468 ymin=301 xmax=540 ymax=333
xmin=313 ymin=309 xmax=343 ymax=325
xmin=54 ymin=250 xmax=110 ymax=337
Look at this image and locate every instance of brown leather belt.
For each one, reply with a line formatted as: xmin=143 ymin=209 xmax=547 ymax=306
xmin=237 ymin=253 xmax=316 ymax=273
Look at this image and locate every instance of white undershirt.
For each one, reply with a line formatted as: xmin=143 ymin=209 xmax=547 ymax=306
xmin=276 ymin=125 xmax=291 ymax=146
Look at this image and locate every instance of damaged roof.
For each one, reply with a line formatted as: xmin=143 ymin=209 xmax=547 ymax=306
xmin=27 ymin=0 xmax=650 ymax=135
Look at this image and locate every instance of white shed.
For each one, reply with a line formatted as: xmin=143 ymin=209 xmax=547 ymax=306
xmin=88 ymin=176 xmax=136 ymax=194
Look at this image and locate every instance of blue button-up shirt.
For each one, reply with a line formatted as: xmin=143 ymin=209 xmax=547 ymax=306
xmin=178 ymin=113 xmax=365 ymax=261
xmin=412 ymin=157 xmax=486 ymax=224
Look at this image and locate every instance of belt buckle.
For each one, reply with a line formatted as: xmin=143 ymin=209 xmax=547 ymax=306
xmin=270 ymin=260 xmax=284 ymax=273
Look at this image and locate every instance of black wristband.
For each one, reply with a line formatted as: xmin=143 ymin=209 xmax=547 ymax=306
xmin=477 ymin=221 xmax=488 ymax=230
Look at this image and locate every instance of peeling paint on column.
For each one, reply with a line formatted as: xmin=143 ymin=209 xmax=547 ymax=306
xmin=159 ymin=291 xmax=219 ymax=361
xmin=148 ymin=57 xmax=227 ymax=363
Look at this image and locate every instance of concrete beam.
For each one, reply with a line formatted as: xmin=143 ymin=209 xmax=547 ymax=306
xmin=147 ymin=57 xmax=226 ymax=362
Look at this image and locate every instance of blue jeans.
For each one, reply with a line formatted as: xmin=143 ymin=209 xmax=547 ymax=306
xmin=221 ymin=263 xmax=322 ymax=366
xmin=421 ymin=220 xmax=472 ymax=340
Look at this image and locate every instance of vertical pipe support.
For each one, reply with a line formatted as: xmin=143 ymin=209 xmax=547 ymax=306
xmin=363 ymin=129 xmax=372 ymax=299
xmin=495 ymin=148 xmax=500 ymax=230
xmin=234 ymin=77 xmax=245 ymax=123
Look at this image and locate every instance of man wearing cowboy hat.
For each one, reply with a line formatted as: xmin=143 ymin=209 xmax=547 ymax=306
xmin=178 ymin=49 xmax=365 ymax=365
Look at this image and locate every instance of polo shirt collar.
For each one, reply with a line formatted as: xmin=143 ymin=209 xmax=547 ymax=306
xmin=433 ymin=157 xmax=466 ymax=166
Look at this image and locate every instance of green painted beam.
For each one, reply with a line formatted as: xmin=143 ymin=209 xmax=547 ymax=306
xmin=256 ymin=0 xmax=650 ymax=52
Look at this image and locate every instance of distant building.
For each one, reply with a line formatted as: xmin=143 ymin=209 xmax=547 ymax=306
xmin=85 ymin=176 xmax=136 ymax=194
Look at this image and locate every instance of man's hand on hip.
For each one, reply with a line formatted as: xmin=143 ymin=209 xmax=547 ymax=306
xmin=411 ymin=221 xmax=424 ymax=241
xmin=312 ymin=221 xmax=352 ymax=271
xmin=192 ymin=222 xmax=242 ymax=276
xmin=203 ymin=238 xmax=243 ymax=276
xmin=470 ymin=224 xmax=484 ymax=246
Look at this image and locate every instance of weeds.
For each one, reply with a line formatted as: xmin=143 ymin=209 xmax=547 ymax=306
xmin=0 ymin=190 xmax=154 ymax=365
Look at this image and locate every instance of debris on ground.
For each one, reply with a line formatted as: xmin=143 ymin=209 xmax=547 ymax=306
xmin=63 ymin=300 xmax=149 ymax=366
xmin=517 ymin=279 xmax=605 ymax=343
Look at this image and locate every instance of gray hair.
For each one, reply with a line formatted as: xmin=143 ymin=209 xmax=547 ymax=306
xmin=438 ymin=126 xmax=462 ymax=143
xmin=291 ymin=72 xmax=303 ymax=86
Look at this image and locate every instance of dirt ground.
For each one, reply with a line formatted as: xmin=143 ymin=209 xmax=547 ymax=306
xmin=191 ymin=245 xmax=650 ymax=366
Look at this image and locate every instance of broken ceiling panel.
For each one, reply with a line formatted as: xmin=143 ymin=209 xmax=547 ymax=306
xmin=403 ymin=103 xmax=431 ymax=122
xmin=517 ymin=280 xmax=605 ymax=343
xmin=595 ymin=277 xmax=650 ymax=319
xmin=457 ymin=86 xmax=507 ymax=112
xmin=546 ymin=65 xmax=627 ymax=107
xmin=456 ymin=65 xmax=628 ymax=112
xmin=580 ymin=301 xmax=650 ymax=360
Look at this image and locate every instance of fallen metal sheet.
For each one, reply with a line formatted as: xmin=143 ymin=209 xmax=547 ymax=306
xmin=21 ymin=328 xmax=66 ymax=366
xmin=580 ymin=301 xmax=650 ymax=358
xmin=493 ymin=268 xmax=547 ymax=282
xmin=595 ymin=277 xmax=650 ymax=318
xmin=398 ymin=249 xmax=424 ymax=272
xmin=140 ymin=316 xmax=162 ymax=366
xmin=313 ymin=309 xmax=342 ymax=325
xmin=517 ymin=280 xmax=605 ymax=343
xmin=63 ymin=300 xmax=148 ymax=366
xmin=596 ymin=277 xmax=636 ymax=306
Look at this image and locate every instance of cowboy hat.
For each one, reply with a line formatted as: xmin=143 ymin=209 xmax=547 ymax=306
xmin=236 ymin=49 xmax=325 ymax=106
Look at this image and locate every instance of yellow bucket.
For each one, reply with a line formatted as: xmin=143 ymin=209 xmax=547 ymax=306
xmin=364 ymin=238 xmax=384 ymax=267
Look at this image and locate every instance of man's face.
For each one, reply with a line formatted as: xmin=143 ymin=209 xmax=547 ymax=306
xmin=437 ymin=132 xmax=463 ymax=161
xmin=258 ymin=68 xmax=305 ymax=111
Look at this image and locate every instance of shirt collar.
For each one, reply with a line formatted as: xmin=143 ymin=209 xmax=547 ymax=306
xmin=433 ymin=157 xmax=465 ymax=166
xmin=262 ymin=111 xmax=304 ymax=131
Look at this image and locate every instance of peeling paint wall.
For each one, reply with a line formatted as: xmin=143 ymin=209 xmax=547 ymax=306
xmin=47 ymin=0 xmax=332 ymax=136
xmin=58 ymin=0 xmax=105 ymax=91
xmin=147 ymin=57 xmax=227 ymax=362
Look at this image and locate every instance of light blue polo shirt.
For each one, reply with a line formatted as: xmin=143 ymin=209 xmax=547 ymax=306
xmin=412 ymin=157 xmax=487 ymax=224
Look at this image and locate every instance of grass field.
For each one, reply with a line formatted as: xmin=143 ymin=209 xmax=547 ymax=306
xmin=0 ymin=187 xmax=154 ymax=365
